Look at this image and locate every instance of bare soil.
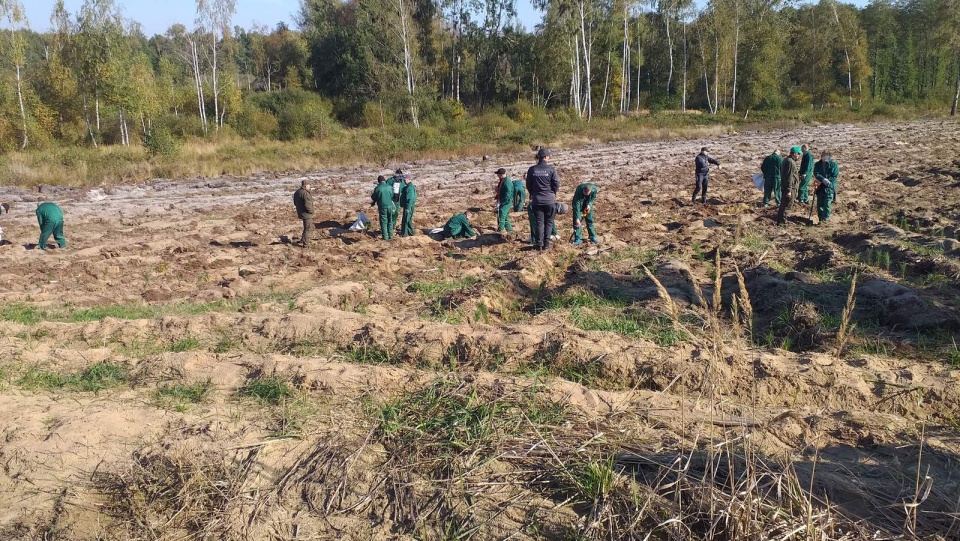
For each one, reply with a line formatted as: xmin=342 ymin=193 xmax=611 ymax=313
xmin=1 ymin=119 xmax=959 ymax=540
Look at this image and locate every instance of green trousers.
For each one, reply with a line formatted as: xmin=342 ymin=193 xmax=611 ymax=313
xmin=816 ymin=187 xmax=832 ymax=221
xmin=497 ymin=203 xmax=513 ymax=232
xmin=573 ymin=210 xmax=596 ymax=241
xmin=39 ymin=220 xmax=66 ymax=250
xmin=798 ymin=175 xmax=812 ymax=203
xmin=400 ymin=204 xmax=415 ymax=237
xmin=379 ymin=205 xmax=397 ymax=239
xmin=762 ymin=177 xmax=781 ymax=206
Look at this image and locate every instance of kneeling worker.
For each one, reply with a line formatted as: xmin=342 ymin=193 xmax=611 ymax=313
xmin=443 ymin=210 xmax=477 ymax=239
xmin=572 ymin=183 xmax=598 ymax=244
xmin=36 ymin=201 xmax=66 ymax=250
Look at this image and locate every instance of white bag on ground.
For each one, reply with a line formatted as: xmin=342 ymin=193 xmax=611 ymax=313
xmin=430 ymin=227 xmax=445 ymax=234
xmin=349 ymin=212 xmax=371 ymax=231
xmin=751 ymin=173 xmax=765 ymax=191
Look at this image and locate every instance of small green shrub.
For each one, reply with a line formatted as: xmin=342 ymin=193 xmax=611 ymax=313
xmin=240 ymin=375 xmax=292 ymax=405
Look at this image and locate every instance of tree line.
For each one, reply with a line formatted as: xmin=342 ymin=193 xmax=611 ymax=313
xmin=0 ymin=0 xmax=958 ymax=153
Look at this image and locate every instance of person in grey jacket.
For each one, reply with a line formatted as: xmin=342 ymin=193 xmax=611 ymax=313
xmin=526 ymin=148 xmax=560 ymax=251
xmin=693 ymin=146 xmax=721 ymax=203
xmin=293 ymin=180 xmax=315 ymax=246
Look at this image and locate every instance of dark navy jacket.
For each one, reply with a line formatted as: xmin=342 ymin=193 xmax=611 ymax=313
xmin=526 ymin=160 xmax=560 ymax=206
xmin=695 ymin=153 xmax=720 ymax=179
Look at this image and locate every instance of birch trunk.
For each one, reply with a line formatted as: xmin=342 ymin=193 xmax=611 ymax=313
xmin=578 ymin=0 xmax=593 ymax=121
xmin=664 ymin=9 xmax=673 ymax=96
xmin=636 ymin=21 xmax=642 ymax=112
xmin=601 ymin=50 xmax=612 ymax=112
xmin=83 ymin=95 xmax=98 ymax=148
xmin=15 ymin=63 xmax=28 ymax=150
xmin=952 ymin=65 xmax=960 ymax=116
xmin=731 ymin=1 xmax=740 ymax=114
xmin=211 ymin=35 xmax=220 ymax=132
xmin=620 ymin=6 xmax=629 ymax=114
xmin=830 ymin=1 xmax=854 ymax=107
xmin=397 ymin=0 xmax=419 ymax=128
xmin=697 ymin=24 xmax=713 ymax=114
xmin=191 ymin=39 xmax=208 ymax=134
xmin=681 ymin=22 xmax=687 ymax=112
xmin=95 ymin=96 xmax=101 ymax=132
xmin=713 ymin=32 xmax=719 ymax=113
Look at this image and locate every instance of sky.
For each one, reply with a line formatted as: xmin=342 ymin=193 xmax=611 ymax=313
xmin=21 ymin=0 xmax=543 ymax=35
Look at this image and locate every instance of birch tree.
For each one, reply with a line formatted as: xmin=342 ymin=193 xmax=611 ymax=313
xmin=3 ymin=0 xmax=29 ymax=149
xmin=197 ymin=0 xmax=236 ymax=132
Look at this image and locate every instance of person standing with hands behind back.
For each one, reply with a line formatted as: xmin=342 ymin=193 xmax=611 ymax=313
xmin=293 ymin=180 xmax=315 ymax=247
xmin=693 ymin=146 xmax=720 ymax=204
xmin=526 ymin=148 xmax=560 ymax=252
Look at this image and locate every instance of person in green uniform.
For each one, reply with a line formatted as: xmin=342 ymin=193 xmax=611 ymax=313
xmin=399 ymin=175 xmax=417 ymax=237
xmin=572 ymin=183 xmax=598 ymax=244
xmin=813 ymin=151 xmax=839 ymax=222
xmin=443 ymin=210 xmax=477 ymax=239
xmin=494 ymin=168 xmax=514 ymax=232
xmin=388 ymin=169 xmax=405 ymax=235
xmin=797 ymin=144 xmax=815 ymax=204
xmin=370 ymin=175 xmax=397 ymax=240
xmin=512 ymin=178 xmax=526 ymax=212
xmin=760 ymin=150 xmax=782 ymax=207
xmin=293 ymin=180 xmax=315 ymax=246
xmin=776 ymin=147 xmax=801 ymax=226
xmin=36 ymin=201 xmax=66 ymax=250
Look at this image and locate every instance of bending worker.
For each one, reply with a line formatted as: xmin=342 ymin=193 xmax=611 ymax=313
xmin=494 ymin=168 xmax=514 ymax=233
xmin=760 ymin=149 xmax=782 ymax=207
xmin=776 ymin=147 xmax=801 ymax=226
xmin=693 ymin=146 xmax=720 ymax=203
xmin=813 ymin=151 xmax=839 ymax=222
xmin=572 ymin=183 xmax=599 ymax=244
xmin=36 ymin=201 xmax=66 ymax=250
xmin=443 ymin=210 xmax=477 ymax=239
xmin=370 ymin=175 xmax=397 ymax=240
xmin=399 ymin=174 xmax=417 ymax=237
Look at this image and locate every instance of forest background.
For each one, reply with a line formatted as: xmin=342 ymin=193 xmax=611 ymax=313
xmin=0 ymin=0 xmax=958 ymax=186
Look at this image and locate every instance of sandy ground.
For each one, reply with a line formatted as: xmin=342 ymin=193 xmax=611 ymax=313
xmin=0 ymin=119 xmax=959 ymax=539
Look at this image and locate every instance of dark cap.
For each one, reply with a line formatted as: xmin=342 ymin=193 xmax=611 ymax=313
xmin=701 ymin=146 xmax=710 ymax=152
xmin=395 ymin=168 xmax=404 ymax=175
xmin=377 ymin=175 xmax=386 ymax=182
xmin=495 ymin=168 xmax=507 ymax=175
xmin=536 ymin=148 xmax=551 ymax=159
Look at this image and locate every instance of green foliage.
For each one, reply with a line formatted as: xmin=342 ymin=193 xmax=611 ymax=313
xmin=144 ymin=127 xmax=180 ymax=157
xmin=249 ymin=89 xmax=339 ymax=141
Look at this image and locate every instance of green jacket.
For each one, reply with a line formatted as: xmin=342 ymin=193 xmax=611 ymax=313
xmin=371 ymin=182 xmax=395 ymax=211
xmin=443 ymin=213 xmax=476 ymax=238
xmin=761 ymin=153 xmax=782 ymax=180
xmin=512 ymin=179 xmax=526 ymax=212
xmin=813 ymin=159 xmax=839 ymax=189
xmin=799 ymin=151 xmax=815 ymax=181
xmin=497 ymin=176 xmax=515 ymax=206
xmin=572 ymin=183 xmax=598 ymax=220
xmin=36 ymin=202 xmax=63 ymax=225
xmin=400 ymin=182 xmax=417 ymax=207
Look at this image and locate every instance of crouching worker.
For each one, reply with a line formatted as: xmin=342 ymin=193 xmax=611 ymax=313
xmin=813 ymin=151 xmax=839 ymax=222
xmin=36 ymin=201 xmax=66 ymax=250
xmin=443 ymin=210 xmax=477 ymax=239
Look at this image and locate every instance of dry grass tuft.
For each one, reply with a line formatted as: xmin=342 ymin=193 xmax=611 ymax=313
xmin=835 ymin=272 xmax=859 ymax=358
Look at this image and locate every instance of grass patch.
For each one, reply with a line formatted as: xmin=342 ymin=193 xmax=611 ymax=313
xmin=542 ymin=288 xmax=687 ymax=347
xmin=0 ymin=291 xmax=302 ymax=326
xmin=239 ymin=375 xmax=293 ymax=405
xmin=342 ymin=341 xmax=394 ymax=365
xmin=409 ymin=276 xmax=480 ymax=299
xmin=156 ymin=380 xmax=213 ymax=411
xmin=739 ymin=233 xmax=771 ymax=253
xmin=377 ymin=378 xmax=568 ymax=456
xmin=17 ymin=361 xmax=129 ymax=393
